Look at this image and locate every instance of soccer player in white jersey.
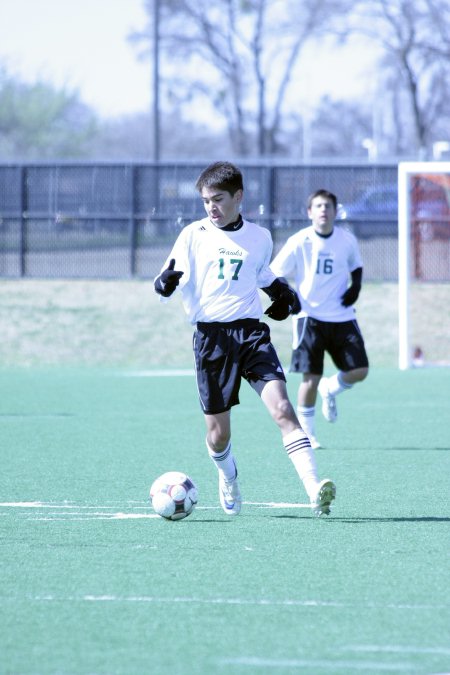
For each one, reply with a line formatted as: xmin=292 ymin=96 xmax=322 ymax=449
xmin=270 ymin=189 xmax=369 ymax=449
xmin=154 ymin=162 xmax=336 ymax=517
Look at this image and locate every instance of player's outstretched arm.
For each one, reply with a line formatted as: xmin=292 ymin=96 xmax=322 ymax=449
xmin=262 ymin=278 xmax=301 ymax=321
xmin=154 ymin=258 xmax=184 ymax=297
xmin=341 ymin=267 xmax=362 ymax=307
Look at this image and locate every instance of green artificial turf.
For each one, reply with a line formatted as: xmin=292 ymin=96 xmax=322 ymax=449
xmin=1 ymin=367 xmax=449 ymax=674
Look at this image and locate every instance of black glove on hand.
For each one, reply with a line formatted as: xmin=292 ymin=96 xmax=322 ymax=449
xmin=341 ymin=267 xmax=363 ymax=307
xmin=263 ymin=280 xmax=301 ymax=321
xmin=155 ymin=258 xmax=184 ymax=297
xmin=341 ymin=284 xmax=361 ymax=307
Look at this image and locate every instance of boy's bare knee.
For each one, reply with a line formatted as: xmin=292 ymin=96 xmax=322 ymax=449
xmin=274 ymin=397 xmax=295 ymax=423
xmin=207 ymin=431 xmax=230 ymax=453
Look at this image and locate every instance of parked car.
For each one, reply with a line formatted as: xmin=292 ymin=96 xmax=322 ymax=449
xmin=339 ymin=185 xmax=398 ymax=238
xmin=340 ymin=183 xmax=450 ymax=239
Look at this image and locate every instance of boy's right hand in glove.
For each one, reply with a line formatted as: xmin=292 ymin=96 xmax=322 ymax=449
xmin=154 ymin=259 xmax=184 ymax=297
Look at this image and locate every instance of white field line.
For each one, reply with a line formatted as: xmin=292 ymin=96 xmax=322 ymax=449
xmin=0 ymin=500 xmax=312 ymax=521
xmin=245 ymin=501 xmax=311 ymax=508
xmin=0 ymin=501 xmax=311 ymax=509
xmin=0 ymin=502 xmax=143 ymax=509
xmin=219 ymin=645 xmax=450 ymax=671
xmin=218 ymin=657 xmax=414 ymax=671
xmin=31 ymin=514 xmax=161 ymax=521
xmin=345 ymin=645 xmax=450 ymax=656
xmin=14 ymin=595 xmax=450 ymax=611
xmin=0 ymin=501 xmax=59 ymax=508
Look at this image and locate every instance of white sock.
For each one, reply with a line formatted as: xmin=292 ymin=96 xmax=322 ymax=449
xmin=297 ymin=405 xmax=316 ymax=442
xmin=327 ymin=372 xmax=353 ymax=397
xmin=206 ymin=439 xmax=237 ymax=482
xmin=283 ymin=428 xmax=318 ymax=500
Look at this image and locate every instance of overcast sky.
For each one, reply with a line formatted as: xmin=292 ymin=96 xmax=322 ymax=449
xmin=0 ymin=0 xmax=378 ymax=120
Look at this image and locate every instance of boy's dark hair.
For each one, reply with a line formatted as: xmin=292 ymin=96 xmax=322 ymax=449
xmin=307 ymin=189 xmax=338 ymax=210
xmin=195 ymin=161 xmax=243 ymax=196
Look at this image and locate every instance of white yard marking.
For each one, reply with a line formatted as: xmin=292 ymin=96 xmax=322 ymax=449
xmin=19 ymin=596 xmax=349 ymax=606
xmin=244 ymin=501 xmax=311 ymax=508
xmin=218 ymin=657 xmax=414 ymax=671
xmin=111 ymin=512 xmax=158 ymax=519
xmin=125 ymin=369 xmax=194 ymax=377
xmin=20 ymin=595 xmax=450 ymax=611
xmin=31 ymin=513 xmax=161 ymax=521
xmin=345 ymin=645 xmax=450 ymax=656
xmin=0 ymin=501 xmax=54 ymax=508
xmin=0 ymin=500 xmax=312 ymax=521
xmin=0 ymin=502 xmax=129 ymax=509
xmin=0 ymin=501 xmax=158 ymax=520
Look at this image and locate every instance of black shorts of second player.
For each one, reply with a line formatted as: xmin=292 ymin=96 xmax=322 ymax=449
xmin=290 ymin=317 xmax=369 ymax=375
xmin=193 ymin=319 xmax=286 ymax=415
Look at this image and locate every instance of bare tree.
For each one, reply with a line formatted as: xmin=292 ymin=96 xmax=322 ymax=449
xmin=307 ymin=96 xmax=372 ymax=158
xmin=421 ymin=0 xmax=450 ymax=58
xmin=350 ymin=0 xmax=450 ymax=158
xmin=130 ymin=0 xmax=353 ymax=157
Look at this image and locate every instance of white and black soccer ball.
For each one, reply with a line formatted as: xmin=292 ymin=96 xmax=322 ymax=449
xmin=150 ymin=471 xmax=198 ymax=521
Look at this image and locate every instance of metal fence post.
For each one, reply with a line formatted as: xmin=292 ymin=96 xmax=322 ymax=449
xmin=268 ymin=165 xmax=276 ymax=233
xmin=129 ymin=165 xmax=138 ymax=277
xmin=19 ymin=165 xmax=28 ymax=277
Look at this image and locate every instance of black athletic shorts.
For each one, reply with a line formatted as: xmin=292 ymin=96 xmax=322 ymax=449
xmin=290 ymin=317 xmax=369 ymax=375
xmin=193 ymin=319 xmax=286 ymax=414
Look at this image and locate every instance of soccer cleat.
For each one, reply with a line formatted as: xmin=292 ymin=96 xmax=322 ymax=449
xmin=219 ymin=471 xmax=242 ymax=516
xmin=311 ymin=479 xmax=336 ymax=517
xmin=318 ymin=378 xmax=337 ymax=423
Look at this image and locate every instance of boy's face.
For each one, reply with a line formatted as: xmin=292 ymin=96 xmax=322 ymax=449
xmin=308 ymin=196 xmax=336 ymax=234
xmin=200 ymin=186 xmax=243 ymax=228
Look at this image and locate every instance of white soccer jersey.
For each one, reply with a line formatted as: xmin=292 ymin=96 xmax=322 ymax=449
xmin=159 ymin=216 xmax=277 ymax=324
xmin=270 ymin=225 xmax=363 ymax=322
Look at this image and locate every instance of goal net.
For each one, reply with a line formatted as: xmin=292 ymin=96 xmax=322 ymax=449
xmin=398 ymin=162 xmax=450 ymax=369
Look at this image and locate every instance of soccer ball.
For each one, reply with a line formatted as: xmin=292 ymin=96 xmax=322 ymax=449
xmin=150 ymin=471 xmax=198 ymax=521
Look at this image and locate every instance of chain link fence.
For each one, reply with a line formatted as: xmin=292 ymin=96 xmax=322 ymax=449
xmin=0 ymin=161 xmax=423 ymax=281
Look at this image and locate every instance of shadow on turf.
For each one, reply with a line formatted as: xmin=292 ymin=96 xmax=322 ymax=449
xmin=268 ymin=515 xmax=450 ymax=523
xmin=385 ymin=446 xmax=449 ymax=451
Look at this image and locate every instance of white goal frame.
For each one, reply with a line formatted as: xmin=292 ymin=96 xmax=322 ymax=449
xmin=398 ymin=161 xmax=450 ymax=369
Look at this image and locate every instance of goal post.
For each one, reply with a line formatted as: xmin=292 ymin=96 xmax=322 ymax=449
xmin=398 ymin=161 xmax=450 ymax=369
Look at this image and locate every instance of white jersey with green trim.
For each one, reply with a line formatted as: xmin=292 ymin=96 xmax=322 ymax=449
xmin=270 ymin=225 xmax=363 ymax=322
xmin=159 ymin=216 xmax=277 ymax=324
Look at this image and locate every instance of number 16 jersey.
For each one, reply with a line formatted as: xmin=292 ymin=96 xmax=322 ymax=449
xmin=270 ymin=225 xmax=363 ymax=322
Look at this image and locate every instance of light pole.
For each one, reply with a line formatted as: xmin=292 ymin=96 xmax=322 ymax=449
xmin=362 ymin=138 xmax=377 ymax=161
xmin=433 ymin=141 xmax=450 ymax=160
xmin=153 ymin=0 xmax=160 ymax=161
